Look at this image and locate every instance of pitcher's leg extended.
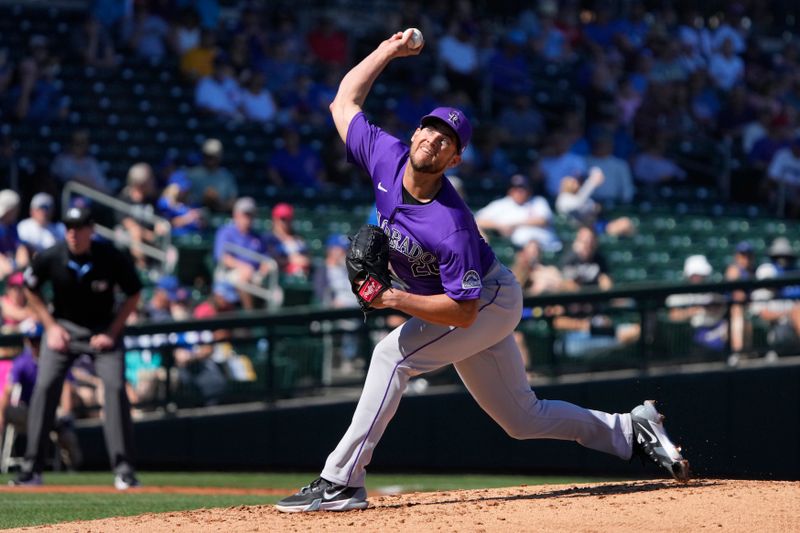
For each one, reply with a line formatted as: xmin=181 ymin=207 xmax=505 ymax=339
xmin=454 ymin=334 xmax=633 ymax=459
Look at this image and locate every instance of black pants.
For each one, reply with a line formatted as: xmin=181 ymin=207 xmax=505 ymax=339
xmin=24 ymin=320 xmax=135 ymax=475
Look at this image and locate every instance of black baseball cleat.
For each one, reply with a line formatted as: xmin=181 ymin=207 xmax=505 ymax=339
xmin=631 ymin=400 xmax=691 ymax=482
xmin=275 ymin=477 xmax=368 ymax=512
xmin=8 ymin=471 xmax=43 ymax=486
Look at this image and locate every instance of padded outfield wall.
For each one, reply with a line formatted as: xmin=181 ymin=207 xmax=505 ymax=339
xmin=75 ymin=362 xmax=800 ymax=479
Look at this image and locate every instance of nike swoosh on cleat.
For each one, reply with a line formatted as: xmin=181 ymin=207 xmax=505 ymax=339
xmin=637 ymin=422 xmax=658 ymax=444
xmin=323 ymin=487 xmax=347 ymax=499
xmin=377 ymin=182 xmax=388 ymax=192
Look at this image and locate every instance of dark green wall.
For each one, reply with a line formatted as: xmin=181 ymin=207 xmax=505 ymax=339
xmin=77 ymin=365 xmax=800 ymax=479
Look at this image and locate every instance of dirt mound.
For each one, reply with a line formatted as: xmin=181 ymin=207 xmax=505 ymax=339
xmin=12 ymin=479 xmax=799 ymax=533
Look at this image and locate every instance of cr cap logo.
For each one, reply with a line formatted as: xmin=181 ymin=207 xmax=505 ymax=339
xmin=461 ymin=270 xmax=481 ymax=290
xmin=448 ymin=110 xmax=460 ymax=126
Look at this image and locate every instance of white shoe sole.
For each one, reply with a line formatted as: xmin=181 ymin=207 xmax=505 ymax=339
xmin=275 ymin=497 xmax=369 ymax=513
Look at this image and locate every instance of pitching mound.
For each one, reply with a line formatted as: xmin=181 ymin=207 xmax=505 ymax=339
xmin=11 ymin=479 xmax=798 ymax=532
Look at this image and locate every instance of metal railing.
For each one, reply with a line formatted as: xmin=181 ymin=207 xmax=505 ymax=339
xmin=3 ymin=274 xmax=800 ymax=411
xmin=61 ymin=181 xmax=174 ymax=272
xmin=216 ymin=241 xmax=283 ymax=309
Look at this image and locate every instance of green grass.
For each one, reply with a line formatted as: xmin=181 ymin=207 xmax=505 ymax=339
xmin=0 ymin=471 xmax=631 ymax=530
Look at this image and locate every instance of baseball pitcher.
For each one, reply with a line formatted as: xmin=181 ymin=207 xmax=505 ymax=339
xmin=276 ymin=29 xmax=689 ymax=513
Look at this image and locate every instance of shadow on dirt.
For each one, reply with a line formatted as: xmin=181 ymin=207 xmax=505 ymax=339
xmin=378 ymin=480 xmax=719 ymax=509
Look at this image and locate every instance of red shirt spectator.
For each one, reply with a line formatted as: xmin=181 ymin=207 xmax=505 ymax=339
xmin=307 ymin=17 xmax=347 ymax=66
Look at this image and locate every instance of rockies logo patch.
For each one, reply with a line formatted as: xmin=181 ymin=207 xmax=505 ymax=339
xmin=461 ymin=270 xmax=481 ymax=289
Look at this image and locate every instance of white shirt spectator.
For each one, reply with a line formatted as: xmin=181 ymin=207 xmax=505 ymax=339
xmin=195 ymin=75 xmax=240 ymax=118
xmin=17 ymin=218 xmax=65 ymax=252
xmin=768 ymin=147 xmax=800 ymax=186
xmin=240 ymin=88 xmax=277 ymax=123
xmin=584 ymin=154 xmax=634 ymax=203
xmin=711 ymin=24 xmax=746 ymax=54
xmin=556 ymin=177 xmax=601 ymax=219
xmin=438 ymin=33 xmax=479 ymax=75
xmin=540 ymin=152 xmax=587 ymax=198
xmin=476 ymin=195 xmax=561 ymax=251
xmin=742 ymin=120 xmax=767 ymax=154
xmin=678 ymin=24 xmax=712 ymax=58
xmin=708 ymin=52 xmax=744 ymax=91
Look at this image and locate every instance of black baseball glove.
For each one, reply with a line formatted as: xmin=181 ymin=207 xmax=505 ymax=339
xmin=346 ymin=224 xmax=393 ymax=313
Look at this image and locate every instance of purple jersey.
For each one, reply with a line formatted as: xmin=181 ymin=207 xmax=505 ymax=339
xmin=8 ymin=349 xmax=74 ymax=405
xmin=346 ymin=112 xmax=496 ymax=300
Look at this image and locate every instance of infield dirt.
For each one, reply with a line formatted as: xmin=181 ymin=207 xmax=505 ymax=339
xmin=9 ymin=479 xmax=799 ymax=532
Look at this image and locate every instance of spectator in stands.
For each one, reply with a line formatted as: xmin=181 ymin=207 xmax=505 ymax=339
xmin=708 ymin=38 xmax=745 ymax=92
xmin=0 ymin=324 xmax=82 ymax=470
xmin=632 ymin=136 xmax=687 ymax=191
xmin=313 ymin=234 xmax=361 ymax=373
xmin=437 ymin=21 xmax=480 ymax=103
xmin=306 ymin=15 xmax=348 ymax=67
xmin=17 ymin=193 xmax=64 ymax=254
xmin=50 ymin=129 xmax=110 ymax=193
xmin=213 ymin=197 xmax=274 ymax=310
xmin=156 ymin=174 xmax=205 ymax=237
xmin=186 ymin=138 xmax=238 ymax=212
xmin=555 ymin=170 xmax=635 ymax=238
xmin=511 ymin=240 xmax=563 ymax=297
xmin=122 ymin=2 xmax=170 ymax=60
xmin=748 ymin=113 xmax=791 ymax=174
xmin=267 ymin=127 xmax=326 ymax=189
xmin=0 ymin=272 xmax=37 ymax=329
xmin=169 ymin=7 xmax=201 ymax=56
xmin=195 ymin=56 xmax=241 ymax=120
xmin=180 ymin=28 xmax=217 ymax=81
xmin=616 ymin=77 xmax=643 ymax=130
xmin=539 ymin=131 xmax=587 ymax=198
xmin=762 ymin=237 xmax=800 ymax=299
xmin=117 ymin=163 xmax=162 ymax=269
xmin=6 ymin=50 xmax=68 ymax=124
xmin=584 ymin=131 xmax=635 ymax=204
xmin=487 ymin=30 xmax=532 ymax=104
xmin=476 ymin=174 xmax=561 ymax=252
xmin=144 ymin=275 xmax=189 ymax=322
xmin=313 ymin=234 xmax=359 ymax=309
xmin=173 ymin=282 xmax=238 ymax=406
xmin=666 ymin=254 xmax=728 ymax=355
xmin=749 ymin=263 xmax=800 ymax=358
xmin=559 ymin=226 xmax=612 ymax=291
xmin=726 ymin=241 xmax=757 ymax=356
xmin=264 ymin=203 xmax=311 ymax=278
xmin=766 ymin=137 xmax=800 ymax=217
xmin=0 ymin=190 xmax=29 ymax=277
xmin=71 ymin=14 xmax=118 ymax=70
xmin=239 ymin=71 xmax=277 ymax=123
xmin=496 ymin=93 xmax=545 ymax=147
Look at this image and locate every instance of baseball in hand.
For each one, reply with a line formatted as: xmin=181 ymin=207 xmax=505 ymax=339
xmin=403 ymin=27 xmax=424 ymax=49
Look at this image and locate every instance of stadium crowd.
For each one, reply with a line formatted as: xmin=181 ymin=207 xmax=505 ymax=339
xmin=1 ymin=0 xmax=800 ymax=420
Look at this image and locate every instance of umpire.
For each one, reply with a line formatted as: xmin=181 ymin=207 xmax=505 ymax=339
xmin=12 ymin=207 xmax=142 ymax=489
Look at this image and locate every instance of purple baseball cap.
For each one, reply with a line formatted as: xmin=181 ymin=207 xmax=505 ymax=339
xmin=420 ymin=107 xmax=472 ymax=154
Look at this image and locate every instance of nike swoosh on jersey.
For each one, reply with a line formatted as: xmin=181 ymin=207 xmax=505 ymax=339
xmin=377 ymin=182 xmax=388 ymax=192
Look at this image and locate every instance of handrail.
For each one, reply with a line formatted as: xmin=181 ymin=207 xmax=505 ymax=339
xmin=217 ymin=241 xmax=283 ymax=308
xmin=61 ymin=180 xmax=173 ymax=270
